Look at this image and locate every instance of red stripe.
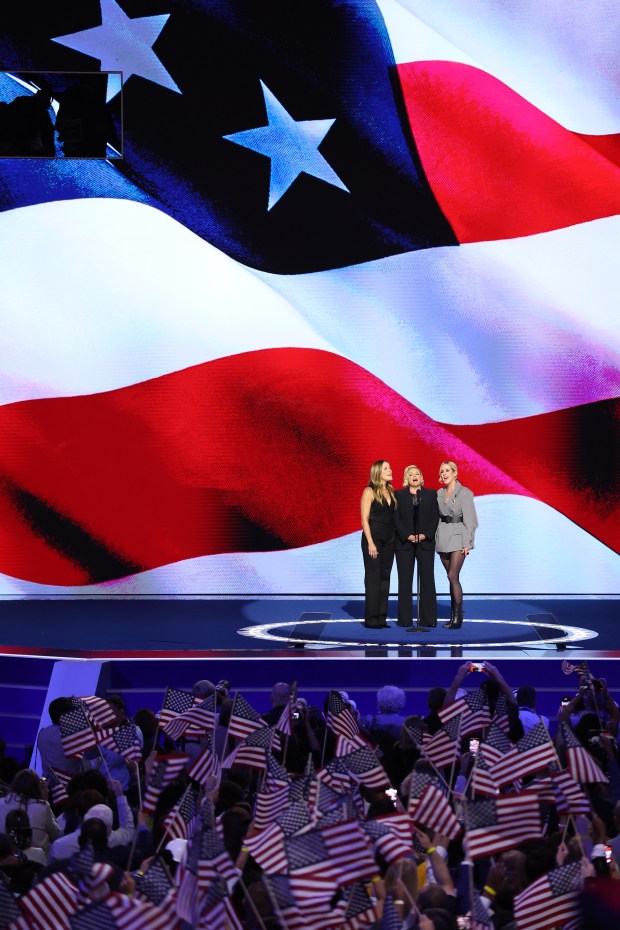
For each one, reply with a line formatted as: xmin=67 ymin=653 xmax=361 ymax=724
xmin=491 ymin=744 xmax=557 ymax=785
xmin=373 ymin=833 xmax=413 ymax=864
xmin=164 ymin=707 xmax=216 ymax=739
xmin=188 ymin=749 xmax=220 ymax=785
xmin=0 ymin=348 xmax=615 ymax=584
xmin=397 ymin=60 xmax=620 ymax=243
xmin=459 ymin=712 xmax=491 ymax=738
xmin=423 ymin=731 xmax=459 ymax=768
xmin=21 ymin=874 xmax=77 ymax=927
xmin=412 ymin=785 xmax=461 ymax=839
xmin=567 ymin=747 xmax=608 ymax=784
xmin=466 ymin=820 xmax=542 ymax=859
xmin=244 ymin=824 xmax=288 ymax=872
xmin=471 ymin=771 xmax=498 ymax=798
xmin=254 ymin=789 xmax=290 ymax=828
xmin=449 ymin=401 xmax=619 ymax=552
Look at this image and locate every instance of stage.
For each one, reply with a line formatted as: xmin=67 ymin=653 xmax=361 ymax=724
xmin=0 ymin=595 xmax=616 ymax=660
xmin=0 ymin=594 xmax=618 ymax=762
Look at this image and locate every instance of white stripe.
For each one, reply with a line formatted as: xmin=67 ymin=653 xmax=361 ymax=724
xmin=378 ymin=0 xmax=479 ymax=68
xmin=1 ymin=200 xmax=618 ymax=423
xmin=0 ymin=199 xmax=332 ymax=407
xmin=257 ymin=216 xmax=620 ymax=423
xmin=379 ymin=0 xmax=620 ymax=133
xmin=1 ymin=495 xmax=617 ymax=594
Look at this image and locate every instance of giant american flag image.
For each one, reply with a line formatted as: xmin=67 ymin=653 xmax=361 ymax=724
xmin=0 ymin=0 xmax=618 ymax=595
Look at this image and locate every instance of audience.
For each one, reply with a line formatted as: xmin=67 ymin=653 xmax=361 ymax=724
xmin=192 ymin=679 xmax=216 ymax=699
xmin=515 ymin=685 xmax=550 ymax=734
xmin=49 ymin=779 xmax=134 ymax=861
xmin=86 ymin=695 xmax=143 ymax=808
xmin=4 ymin=808 xmax=45 ymax=866
xmin=363 ymin=685 xmax=408 ymax=739
xmin=133 ymin=707 xmax=161 ymax=759
xmin=0 ymin=769 xmax=61 ymax=857
xmin=0 ymin=664 xmax=618 ymax=928
xmin=0 ymin=831 xmax=39 ymax=894
xmin=35 ymin=696 xmax=83 ymax=779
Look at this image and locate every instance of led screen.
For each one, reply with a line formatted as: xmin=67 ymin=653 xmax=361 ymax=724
xmin=0 ymin=0 xmax=618 ymax=595
xmin=0 ymin=71 xmax=121 ymax=158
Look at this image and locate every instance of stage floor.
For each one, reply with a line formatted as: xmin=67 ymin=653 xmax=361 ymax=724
xmin=0 ymin=595 xmax=616 ymax=660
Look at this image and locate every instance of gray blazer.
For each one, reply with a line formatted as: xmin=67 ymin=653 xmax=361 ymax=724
xmin=436 ymin=481 xmax=478 ymax=552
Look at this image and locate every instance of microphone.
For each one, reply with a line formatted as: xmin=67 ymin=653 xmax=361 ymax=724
xmin=413 ymin=488 xmax=420 ymax=506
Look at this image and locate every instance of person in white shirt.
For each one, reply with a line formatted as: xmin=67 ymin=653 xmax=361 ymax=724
xmin=0 ymin=770 xmax=61 ymax=860
xmin=515 ymin=686 xmax=549 ymax=734
xmin=35 ymin=697 xmax=83 ymax=780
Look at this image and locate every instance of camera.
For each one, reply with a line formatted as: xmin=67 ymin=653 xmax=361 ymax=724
xmin=469 ymin=663 xmax=485 ymax=673
xmin=216 ymin=679 xmax=230 ymax=693
xmin=579 ymin=676 xmax=605 ymax=693
xmin=606 ymin=845 xmax=613 ymax=863
xmin=561 ymin=696 xmax=571 ymax=706
xmin=292 ymin=711 xmax=300 ymax=719
xmin=469 ymin=738 xmax=480 ymax=754
xmin=9 ymin=828 xmax=32 ymax=850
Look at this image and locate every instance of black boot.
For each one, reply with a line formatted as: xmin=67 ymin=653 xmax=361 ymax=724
xmin=443 ymin=599 xmax=456 ymax=628
xmin=446 ymin=603 xmax=463 ymax=630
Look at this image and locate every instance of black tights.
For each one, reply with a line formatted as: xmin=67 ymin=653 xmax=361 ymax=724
xmin=439 ymin=550 xmax=466 ymax=606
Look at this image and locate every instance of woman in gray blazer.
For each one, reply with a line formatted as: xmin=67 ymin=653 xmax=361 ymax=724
xmin=436 ymin=460 xmax=478 ymax=630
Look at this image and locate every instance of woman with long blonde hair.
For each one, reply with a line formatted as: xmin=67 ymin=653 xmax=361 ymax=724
xmin=360 ymin=460 xmax=396 ymax=629
xmin=436 ymin=460 xmax=478 ymax=630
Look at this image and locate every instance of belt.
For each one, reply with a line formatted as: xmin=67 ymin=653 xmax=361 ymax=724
xmin=440 ymin=514 xmax=462 ymax=524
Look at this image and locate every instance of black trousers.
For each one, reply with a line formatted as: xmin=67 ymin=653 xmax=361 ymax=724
xmin=395 ymin=544 xmax=437 ymax=627
xmin=361 ymin=535 xmax=394 ymax=627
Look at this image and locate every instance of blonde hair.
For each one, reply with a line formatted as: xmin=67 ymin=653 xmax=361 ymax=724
xmin=368 ymin=460 xmax=396 ymax=506
xmin=403 ymin=465 xmax=424 ymax=487
xmin=439 ymin=460 xmax=458 ymax=480
xmin=384 ymin=858 xmax=419 ymax=913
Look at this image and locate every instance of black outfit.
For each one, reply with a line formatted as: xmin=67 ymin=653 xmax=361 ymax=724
xmin=361 ymin=495 xmax=395 ymax=628
xmin=394 ymin=487 xmax=440 ymax=627
xmin=0 ymin=856 xmax=40 ymax=895
xmin=0 ymin=94 xmax=55 ymax=157
xmin=387 ymin=742 xmax=422 ymax=790
xmin=260 ymin=705 xmax=304 ymax=772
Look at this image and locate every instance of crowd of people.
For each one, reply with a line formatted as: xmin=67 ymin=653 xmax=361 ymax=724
xmin=361 ymin=460 xmax=478 ymax=633
xmin=0 ymin=663 xmax=618 ymax=928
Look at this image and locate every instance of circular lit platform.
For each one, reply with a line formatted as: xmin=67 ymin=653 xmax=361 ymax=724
xmin=237 ymin=617 xmax=598 ymax=650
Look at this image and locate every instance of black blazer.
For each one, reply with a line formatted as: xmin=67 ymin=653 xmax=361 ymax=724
xmin=394 ymin=487 xmax=440 ymax=551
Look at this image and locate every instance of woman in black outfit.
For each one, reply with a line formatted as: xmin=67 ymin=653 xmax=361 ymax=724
xmin=394 ymin=464 xmax=440 ymax=630
xmin=361 ymin=460 xmax=396 ymax=629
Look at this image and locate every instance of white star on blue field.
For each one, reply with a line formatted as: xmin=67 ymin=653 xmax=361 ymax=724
xmin=224 ymin=81 xmax=349 ymax=210
xmin=52 ymin=0 xmax=180 ymax=101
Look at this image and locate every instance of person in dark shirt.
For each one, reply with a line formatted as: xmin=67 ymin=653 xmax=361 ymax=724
xmin=0 ymin=86 xmax=55 ymax=156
